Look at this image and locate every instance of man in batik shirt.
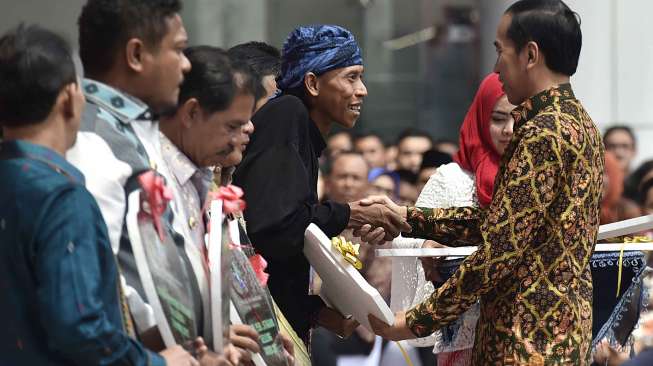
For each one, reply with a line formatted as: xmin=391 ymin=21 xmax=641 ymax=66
xmin=367 ymin=1 xmax=604 ymax=364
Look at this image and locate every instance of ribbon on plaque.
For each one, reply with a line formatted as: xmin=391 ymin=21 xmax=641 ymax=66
xmin=138 ymin=171 xmax=173 ymax=240
xmin=331 ymin=236 xmax=363 ymax=270
xmin=209 ymin=185 xmax=246 ymax=215
xmin=126 ymin=189 xmax=199 ymax=352
xmin=616 ymin=236 xmax=652 ymax=297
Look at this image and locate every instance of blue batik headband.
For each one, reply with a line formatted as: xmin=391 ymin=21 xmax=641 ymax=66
xmin=277 ymin=24 xmax=363 ymax=92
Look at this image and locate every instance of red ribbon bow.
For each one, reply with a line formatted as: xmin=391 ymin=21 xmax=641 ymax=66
xmin=138 ymin=171 xmax=173 ymax=241
xmin=210 ymin=185 xmax=246 ymax=214
xmin=248 ymin=254 xmax=269 ymax=287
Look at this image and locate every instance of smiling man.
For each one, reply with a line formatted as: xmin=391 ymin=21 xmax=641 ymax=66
xmin=366 ymin=1 xmax=605 ymax=364
xmin=233 ymin=25 xmax=410 ymax=344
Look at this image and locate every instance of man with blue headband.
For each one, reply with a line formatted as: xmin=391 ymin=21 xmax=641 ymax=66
xmin=233 ymin=25 xmax=410 ymax=344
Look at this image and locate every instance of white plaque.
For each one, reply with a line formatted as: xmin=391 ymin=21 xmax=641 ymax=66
xmin=303 ymin=224 xmax=394 ymax=331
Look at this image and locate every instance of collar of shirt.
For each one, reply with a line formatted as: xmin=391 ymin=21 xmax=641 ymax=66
xmin=0 ymin=140 xmax=85 ymax=183
xmin=82 ymin=78 xmax=154 ymax=124
xmin=511 ymin=83 xmax=576 ymax=127
xmin=159 ymin=132 xmax=213 ymax=192
xmin=308 ymin=118 xmax=327 ymax=158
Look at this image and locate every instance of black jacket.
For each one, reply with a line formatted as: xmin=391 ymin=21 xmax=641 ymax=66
xmin=233 ymin=95 xmax=350 ymax=341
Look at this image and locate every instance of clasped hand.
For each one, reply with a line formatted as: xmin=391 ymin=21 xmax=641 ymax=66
xmin=348 ymin=195 xmax=410 ymax=245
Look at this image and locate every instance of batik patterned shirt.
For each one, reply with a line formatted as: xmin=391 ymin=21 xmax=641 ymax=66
xmin=404 ymin=84 xmax=604 ymax=365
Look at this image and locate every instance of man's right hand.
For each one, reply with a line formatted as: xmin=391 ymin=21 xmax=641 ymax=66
xmin=228 ymin=324 xmax=260 ymax=364
xmin=348 ymin=196 xmax=411 ymax=243
xmin=160 ymin=345 xmax=199 ymax=366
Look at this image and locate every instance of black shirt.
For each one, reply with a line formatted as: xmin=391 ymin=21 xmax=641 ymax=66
xmin=233 ymin=95 xmax=350 ymax=342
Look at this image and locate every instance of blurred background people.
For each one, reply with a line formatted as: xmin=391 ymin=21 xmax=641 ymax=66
xmin=395 ymin=169 xmax=419 ymax=206
xmin=368 ymin=168 xmax=400 ymax=202
xmin=416 ymin=149 xmax=453 ymax=193
xmin=604 ymin=125 xmax=637 ymax=175
xmin=354 ymin=132 xmax=387 ymax=169
xmin=624 ymin=160 xmax=653 ymax=203
xmin=433 ymin=138 xmax=459 ymax=157
xmin=395 ymin=129 xmax=433 ymax=173
xmin=324 ymin=151 xmax=370 ymax=204
xmin=326 ymin=130 xmax=354 ymax=160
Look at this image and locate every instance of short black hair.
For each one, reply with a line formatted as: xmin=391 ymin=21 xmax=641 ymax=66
xmin=0 ymin=24 xmax=76 ymax=127
xmin=434 ymin=138 xmax=458 ymax=147
xmin=354 ymin=132 xmax=385 ymax=146
xmin=78 ymin=0 xmax=182 ymax=77
xmin=323 ymin=150 xmax=367 ymax=176
xmin=638 ymin=177 xmax=653 ymax=206
xmin=604 ymin=125 xmax=636 ymax=147
xmin=395 ymin=169 xmax=418 ymax=185
xmin=330 ymin=130 xmax=353 ymax=142
xmin=624 ymin=159 xmax=653 ymax=201
xmin=176 ymin=46 xmax=259 ymax=116
xmin=228 ymin=41 xmax=281 ymax=78
xmin=229 ymin=57 xmax=263 ymax=105
xmin=396 ymin=128 xmax=433 ymax=146
xmin=505 ymin=0 xmax=582 ymax=76
xmin=420 ymin=150 xmax=453 ymax=172
xmin=178 ymin=46 xmax=235 ymax=114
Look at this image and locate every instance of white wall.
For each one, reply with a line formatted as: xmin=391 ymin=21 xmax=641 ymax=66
xmin=0 ymin=0 xmax=85 ymax=46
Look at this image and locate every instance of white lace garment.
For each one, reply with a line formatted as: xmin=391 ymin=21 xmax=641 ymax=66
xmin=390 ymin=163 xmax=480 ymax=352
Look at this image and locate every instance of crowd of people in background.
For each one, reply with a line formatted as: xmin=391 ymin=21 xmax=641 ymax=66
xmin=323 ymin=124 xmax=653 ymax=228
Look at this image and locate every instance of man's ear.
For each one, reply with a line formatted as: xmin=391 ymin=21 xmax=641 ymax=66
xmin=525 ymin=41 xmax=540 ymax=71
xmin=124 ymin=38 xmax=146 ymax=73
xmin=60 ymin=83 xmax=77 ymax=120
xmin=304 ymin=72 xmax=320 ymax=97
xmin=179 ymin=98 xmax=200 ymax=129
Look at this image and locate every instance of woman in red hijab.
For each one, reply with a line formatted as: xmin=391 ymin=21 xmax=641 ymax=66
xmin=414 ymin=73 xmax=515 ymax=366
xmin=454 ymin=72 xmax=514 ymax=207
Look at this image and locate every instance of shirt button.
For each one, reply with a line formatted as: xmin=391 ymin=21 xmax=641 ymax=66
xmin=67 ymin=242 xmax=75 ymax=253
xmin=189 ymin=217 xmax=197 ymax=229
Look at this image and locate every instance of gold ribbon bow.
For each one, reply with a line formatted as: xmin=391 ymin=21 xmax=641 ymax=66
xmin=617 ymin=236 xmax=652 ymax=297
xmin=331 ymin=236 xmax=363 ymax=270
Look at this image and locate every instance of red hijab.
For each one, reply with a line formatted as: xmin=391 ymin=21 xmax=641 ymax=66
xmin=453 ymin=73 xmax=505 ymax=207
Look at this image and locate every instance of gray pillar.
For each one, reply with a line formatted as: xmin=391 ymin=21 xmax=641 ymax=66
xmin=182 ymin=0 xmax=266 ymax=48
xmin=478 ymin=0 xmax=513 ymax=76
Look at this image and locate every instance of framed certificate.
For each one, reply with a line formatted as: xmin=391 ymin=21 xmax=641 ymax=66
xmin=126 ymin=190 xmax=198 ymax=348
xmin=304 ymin=224 xmax=394 ymax=331
xmin=207 ymin=199 xmax=232 ymax=353
xmin=230 ymin=219 xmax=289 ymax=366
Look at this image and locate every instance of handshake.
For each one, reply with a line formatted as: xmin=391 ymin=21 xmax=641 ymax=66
xmin=347 ymin=195 xmax=411 ymax=245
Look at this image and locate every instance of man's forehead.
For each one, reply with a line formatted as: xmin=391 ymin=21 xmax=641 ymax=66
xmin=495 ymin=13 xmax=512 ymax=43
xmin=331 ymin=64 xmax=364 ymax=76
xmin=166 ymin=14 xmax=187 ymax=41
xmin=358 ymin=136 xmax=383 ymax=147
xmin=334 ymin=154 xmax=367 ymax=168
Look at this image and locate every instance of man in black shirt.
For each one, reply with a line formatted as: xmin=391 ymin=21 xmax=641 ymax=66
xmin=233 ymin=25 xmax=410 ymax=343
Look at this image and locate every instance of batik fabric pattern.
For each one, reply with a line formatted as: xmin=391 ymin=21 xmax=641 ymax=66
xmin=404 ymin=84 xmax=604 ymax=365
